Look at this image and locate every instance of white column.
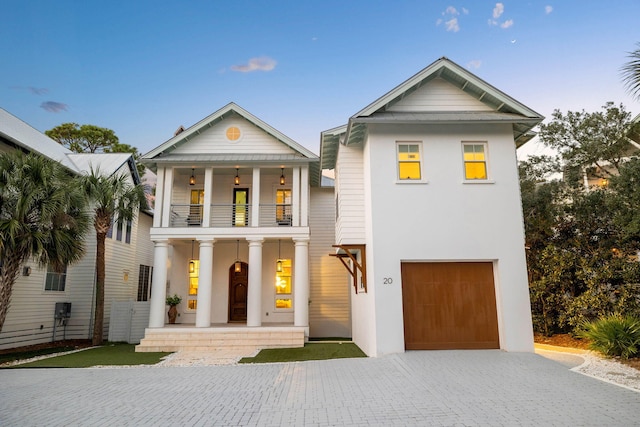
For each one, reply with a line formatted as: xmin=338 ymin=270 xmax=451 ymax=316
xmin=161 ymin=167 xmax=174 ymax=227
xmin=195 ymin=239 xmax=214 ymax=327
xmin=246 ymin=238 xmax=264 ymax=327
xmin=300 ymin=165 xmax=309 ymax=227
xmin=153 ymin=167 xmax=165 ymax=228
xmin=293 ymin=237 xmax=310 ymax=330
xmin=149 ymin=240 xmax=170 ymax=328
xmin=251 ymin=167 xmax=260 ymax=227
xmin=292 ymin=166 xmax=300 ymax=226
xmin=202 ymin=168 xmax=213 ymax=227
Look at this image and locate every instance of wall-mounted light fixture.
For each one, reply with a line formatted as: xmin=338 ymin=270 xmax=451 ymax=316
xmin=234 ymin=240 xmax=242 ymax=272
xmin=22 ymin=266 xmax=31 ymax=276
xmin=189 ymin=168 xmax=196 ymax=186
xmin=280 ymin=168 xmax=285 ymax=186
xmin=234 ymin=168 xmax=240 ymax=186
xmin=189 ymin=240 xmax=195 ymax=273
xmin=276 ymin=239 xmax=283 ymax=272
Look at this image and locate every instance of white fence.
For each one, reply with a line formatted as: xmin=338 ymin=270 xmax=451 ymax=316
xmin=108 ymin=301 xmax=150 ymax=344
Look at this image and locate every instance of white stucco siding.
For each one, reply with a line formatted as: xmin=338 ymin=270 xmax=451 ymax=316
xmin=387 ymin=78 xmax=493 ymax=112
xmin=308 ymin=188 xmax=351 ymax=338
xmin=364 ymin=122 xmax=533 ymax=355
xmin=171 ymin=116 xmax=295 ymax=155
xmin=335 ymin=143 xmax=366 ymax=244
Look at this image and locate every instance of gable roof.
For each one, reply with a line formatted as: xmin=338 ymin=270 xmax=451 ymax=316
xmin=0 ymin=108 xmax=79 ymax=171
xmin=142 ymin=102 xmax=318 ymax=162
xmin=67 ymin=153 xmax=141 ymax=185
xmin=320 ymin=57 xmax=544 ymax=170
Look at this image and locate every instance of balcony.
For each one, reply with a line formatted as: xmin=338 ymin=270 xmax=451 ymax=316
xmin=169 ymin=204 xmax=293 ymax=228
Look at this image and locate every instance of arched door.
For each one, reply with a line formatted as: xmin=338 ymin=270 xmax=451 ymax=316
xmin=229 ymin=262 xmax=248 ymax=322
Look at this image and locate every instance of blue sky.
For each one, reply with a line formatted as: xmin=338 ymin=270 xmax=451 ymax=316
xmin=2 ymin=1 xmax=640 ymax=158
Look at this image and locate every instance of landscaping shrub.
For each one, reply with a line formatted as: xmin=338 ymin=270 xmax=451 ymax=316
xmin=579 ymin=315 xmax=640 ymax=359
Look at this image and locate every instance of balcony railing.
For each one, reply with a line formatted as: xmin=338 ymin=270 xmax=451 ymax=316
xmin=169 ymin=204 xmax=292 ymax=228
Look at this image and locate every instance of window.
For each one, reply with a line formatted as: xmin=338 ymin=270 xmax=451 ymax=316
xmin=226 ymin=126 xmax=241 ymax=141
xmin=187 ymin=260 xmax=199 ymax=310
xmin=275 ymin=259 xmax=292 ymax=309
xmin=276 ymin=189 xmax=292 ymax=225
xmin=125 ymin=220 xmax=132 ymax=244
xmin=463 ymin=143 xmax=488 ymax=180
xmin=137 ymin=265 xmax=153 ymax=301
xmin=397 ymin=143 xmax=422 ymax=180
xmin=115 ymin=220 xmax=123 ymax=241
xmin=45 ymin=264 xmax=67 ymax=292
xmin=189 ymin=190 xmax=204 ymax=226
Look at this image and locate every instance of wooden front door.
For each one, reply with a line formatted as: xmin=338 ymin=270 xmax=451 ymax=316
xmin=401 ymin=262 xmax=499 ymax=350
xmin=229 ymin=262 xmax=248 ymax=322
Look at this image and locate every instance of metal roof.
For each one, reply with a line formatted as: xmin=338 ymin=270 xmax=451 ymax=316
xmin=67 ymin=153 xmax=140 ymax=184
xmin=0 ymin=108 xmax=78 ymax=171
xmin=147 ymin=153 xmax=317 ymax=165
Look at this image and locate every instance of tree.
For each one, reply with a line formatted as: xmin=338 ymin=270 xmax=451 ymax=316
xmin=81 ymin=168 xmax=147 ymax=345
xmin=621 ymin=42 xmax=640 ymax=101
xmin=46 ymin=123 xmax=146 ymax=176
xmin=0 ymin=152 xmax=89 ymax=332
xmin=538 ymin=102 xmax=636 ymax=178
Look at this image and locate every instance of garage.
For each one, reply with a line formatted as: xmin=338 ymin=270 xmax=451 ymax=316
xmin=401 ymin=262 xmax=499 ymax=350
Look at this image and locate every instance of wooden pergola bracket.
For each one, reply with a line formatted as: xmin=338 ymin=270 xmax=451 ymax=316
xmin=329 ymin=244 xmax=367 ymax=293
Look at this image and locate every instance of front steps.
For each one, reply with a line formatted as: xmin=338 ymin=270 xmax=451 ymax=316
xmin=135 ymin=325 xmax=305 ymax=353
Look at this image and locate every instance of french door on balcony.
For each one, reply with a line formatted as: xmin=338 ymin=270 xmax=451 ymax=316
xmin=233 ymin=188 xmax=249 ymax=227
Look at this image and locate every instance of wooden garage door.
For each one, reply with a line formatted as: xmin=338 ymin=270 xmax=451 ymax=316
xmin=401 ymin=262 xmax=499 ymax=350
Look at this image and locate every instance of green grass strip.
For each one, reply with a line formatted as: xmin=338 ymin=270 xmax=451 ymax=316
xmin=238 ymin=342 xmax=366 ymax=364
xmin=7 ymin=343 xmax=171 ymax=368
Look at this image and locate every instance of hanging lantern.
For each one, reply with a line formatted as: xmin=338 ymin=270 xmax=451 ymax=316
xmin=234 ymin=168 xmax=240 ymax=186
xmin=276 ymin=239 xmax=283 ymax=272
xmin=234 ymin=240 xmax=242 ymax=272
xmin=189 ymin=168 xmax=196 ymax=185
xmin=189 ymin=240 xmax=195 ymax=273
xmin=279 ymin=168 xmax=285 ymax=186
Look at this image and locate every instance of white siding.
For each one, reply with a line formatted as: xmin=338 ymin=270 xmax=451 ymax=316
xmin=309 ymin=188 xmax=351 ymax=338
xmin=172 ymin=116 xmax=296 ymax=155
xmin=335 ymin=143 xmax=366 ymax=244
xmin=388 ymin=77 xmax=492 ymax=112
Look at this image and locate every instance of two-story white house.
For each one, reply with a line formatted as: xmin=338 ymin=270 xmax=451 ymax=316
xmin=136 ymin=103 xmax=349 ymax=351
xmin=321 ymin=57 xmax=544 ymax=356
xmin=0 ymin=108 xmax=154 ymax=350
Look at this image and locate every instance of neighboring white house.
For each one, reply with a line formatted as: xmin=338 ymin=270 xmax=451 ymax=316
xmin=320 ymin=57 xmax=544 ymax=356
xmin=136 ymin=103 xmax=349 ymax=352
xmin=0 ymin=108 xmax=153 ymax=350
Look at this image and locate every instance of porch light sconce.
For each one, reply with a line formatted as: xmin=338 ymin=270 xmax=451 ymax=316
xmin=189 ymin=168 xmax=196 ymax=186
xmin=276 ymin=239 xmax=283 ymax=272
xmin=189 ymin=240 xmax=195 ymax=273
xmin=234 ymin=168 xmax=240 ymax=186
xmin=279 ymin=168 xmax=285 ymax=186
xmin=234 ymin=240 xmax=242 ymax=272
xmin=22 ymin=266 xmax=31 ymax=276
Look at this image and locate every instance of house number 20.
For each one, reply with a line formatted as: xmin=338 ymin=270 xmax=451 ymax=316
xmin=383 ymin=277 xmax=393 ymax=284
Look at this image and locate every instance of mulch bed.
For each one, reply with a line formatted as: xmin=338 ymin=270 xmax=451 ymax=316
xmin=0 ymin=339 xmax=92 ymax=356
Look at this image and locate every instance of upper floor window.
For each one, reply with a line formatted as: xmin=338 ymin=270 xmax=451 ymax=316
xmin=45 ymin=264 xmax=67 ymax=292
xmin=462 ymin=142 xmax=488 ymax=180
xmin=397 ymin=142 xmax=422 ymax=180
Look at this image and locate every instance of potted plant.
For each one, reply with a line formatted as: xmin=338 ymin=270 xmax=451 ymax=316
xmin=166 ymin=294 xmax=182 ymax=324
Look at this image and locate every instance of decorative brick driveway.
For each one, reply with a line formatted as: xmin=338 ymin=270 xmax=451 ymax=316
xmin=1 ymin=350 xmax=638 ymax=426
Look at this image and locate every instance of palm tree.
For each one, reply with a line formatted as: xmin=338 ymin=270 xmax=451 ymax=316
xmin=0 ymin=152 xmax=89 ymax=332
xmin=622 ymin=42 xmax=640 ymax=100
xmin=81 ymin=167 xmax=147 ymax=345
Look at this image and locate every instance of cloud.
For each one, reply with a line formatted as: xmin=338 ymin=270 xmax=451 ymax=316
xmin=462 ymin=8 xmax=469 ymax=15
xmin=437 ymin=6 xmax=463 ymax=31
xmin=545 ymin=5 xmax=553 ymax=14
xmin=500 ymin=19 xmax=514 ymax=29
xmin=467 ymin=60 xmax=482 ymax=69
xmin=40 ymin=101 xmax=68 ymax=113
xmin=493 ymin=3 xmax=504 ymax=19
xmin=445 ymin=18 xmax=460 ymax=32
xmin=230 ymin=56 xmax=277 ymax=73
xmin=10 ymin=86 xmax=49 ymax=95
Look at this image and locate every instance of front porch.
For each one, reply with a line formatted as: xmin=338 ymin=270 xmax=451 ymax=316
xmin=136 ymin=324 xmax=305 ymax=352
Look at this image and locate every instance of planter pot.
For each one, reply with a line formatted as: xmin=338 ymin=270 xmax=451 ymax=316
xmin=168 ymin=305 xmax=178 ymax=324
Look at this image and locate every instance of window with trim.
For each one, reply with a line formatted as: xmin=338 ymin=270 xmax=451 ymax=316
xmin=463 ymin=142 xmax=488 ymax=180
xmin=45 ymin=264 xmax=67 ymax=291
xmin=137 ymin=265 xmax=153 ymax=301
xmin=276 ymin=189 xmax=292 ymax=225
xmin=187 ymin=260 xmax=199 ymax=310
xmin=125 ymin=220 xmax=132 ymax=244
xmin=397 ymin=142 xmax=422 ymax=180
xmin=275 ymin=259 xmax=292 ymax=309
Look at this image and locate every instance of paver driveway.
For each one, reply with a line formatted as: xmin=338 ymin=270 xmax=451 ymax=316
xmin=1 ymin=350 xmax=639 ymax=426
